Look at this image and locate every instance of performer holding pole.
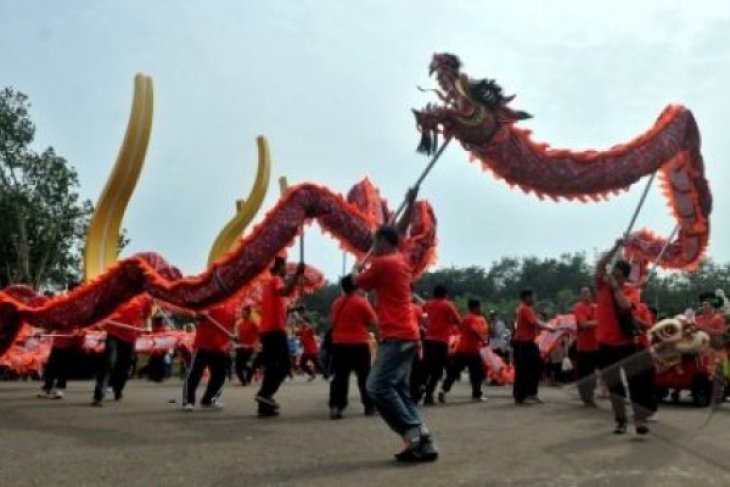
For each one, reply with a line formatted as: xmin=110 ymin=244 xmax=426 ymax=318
xmin=255 ymin=252 xmax=305 ymax=417
xmin=182 ymin=300 xmax=237 ymax=411
xmin=92 ymin=295 xmax=152 ymax=406
xmin=345 ymin=186 xmax=438 ymax=463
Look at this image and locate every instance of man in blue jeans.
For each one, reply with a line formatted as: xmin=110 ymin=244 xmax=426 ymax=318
xmin=349 ymin=187 xmax=438 ymax=463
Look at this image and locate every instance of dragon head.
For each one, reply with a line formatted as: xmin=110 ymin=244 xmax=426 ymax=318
xmin=414 ymin=53 xmax=532 ymax=155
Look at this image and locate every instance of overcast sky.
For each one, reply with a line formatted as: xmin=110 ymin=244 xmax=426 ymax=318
xmin=2 ymin=0 xmax=728 ymax=280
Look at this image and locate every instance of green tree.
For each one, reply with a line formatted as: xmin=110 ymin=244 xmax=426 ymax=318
xmin=1 ymin=87 xmax=93 ymax=289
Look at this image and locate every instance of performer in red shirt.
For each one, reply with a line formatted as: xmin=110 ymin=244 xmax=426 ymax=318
xmin=440 ymin=299 xmax=489 ymax=402
xmin=93 ymin=294 xmax=152 ymax=406
xmin=595 ymin=238 xmax=651 ymax=435
xmin=350 ymin=187 xmax=438 ymax=463
xmin=328 ymin=276 xmax=378 ymax=419
xmin=146 ymin=315 xmax=170 ymax=383
xmin=39 ymin=284 xmax=83 ymax=399
xmin=255 ymin=256 xmax=305 ymax=417
xmin=234 ymin=305 xmax=259 ymax=385
xmin=572 ymin=286 xmax=598 ymax=406
xmin=296 ymin=317 xmax=324 ymax=381
xmin=421 ymin=285 xmax=460 ymax=405
xmin=183 ymin=300 xmax=237 ymax=411
xmin=695 ymin=293 xmax=727 ymax=344
xmin=512 ymin=289 xmax=546 ymax=405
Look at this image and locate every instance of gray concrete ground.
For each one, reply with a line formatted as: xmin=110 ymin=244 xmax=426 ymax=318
xmin=1 ymin=378 xmax=729 ymax=486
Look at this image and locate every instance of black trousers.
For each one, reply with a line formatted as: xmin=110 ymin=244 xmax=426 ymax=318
xmin=598 ymin=344 xmax=655 ymax=423
xmin=512 ymin=341 xmax=541 ymax=402
xmin=146 ymin=353 xmax=168 ymax=382
xmin=234 ymin=347 xmax=255 ymax=384
xmin=43 ymin=347 xmax=74 ymax=391
xmin=575 ymin=350 xmax=600 ymax=404
xmin=422 ymin=340 xmax=449 ymax=401
xmin=300 ymin=353 xmax=324 ymax=377
xmin=94 ymin=336 xmax=134 ymax=401
xmin=183 ymin=348 xmax=229 ymax=406
xmin=257 ymin=331 xmax=290 ymax=405
xmin=442 ymin=353 xmax=485 ymax=398
xmin=329 ymin=343 xmax=373 ymax=410
xmin=410 ymin=349 xmax=426 ymax=401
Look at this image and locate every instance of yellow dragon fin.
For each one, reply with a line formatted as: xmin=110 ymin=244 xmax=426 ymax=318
xmin=207 ymin=136 xmax=272 ymax=266
xmin=84 ymin=74 xmax=154 ymax=281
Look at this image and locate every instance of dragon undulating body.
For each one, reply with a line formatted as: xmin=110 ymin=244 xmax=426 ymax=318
xmin=0 ymin=181 xmax=436 ymax=355
xmin=414 ymin=53 xmax=711 ymax=270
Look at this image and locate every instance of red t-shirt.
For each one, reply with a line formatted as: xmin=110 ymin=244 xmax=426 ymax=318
xmin=633 ymin=303 xmax=655 ymax=348
xmin=696 ymin=312 xmax=726 ymax=335
xmin=423 ymin=298 xmax=461 ymax=343
xmin=297 ymin=323 xmax=319 ymax=355
xmin=194 ymin=301 xmax=235 ymax=352
xmin=330 ymin=294 xmax=376 ymax=345
xmin=514 ymin=303 xmax=539 ymax=342
xmin=595 ymin=280 xmax=641 ymax=346
xmin=572 ymin=301 xmax=598 ymax=352
xmin=456 ymin=313 xmax=488 ymax=355
xmin=237 ymin=318 xmax=259 ymax=348
xmin=259 ymin=275 xmax=287 ymax=334
xmin=52 ymin=332 xmax=83 ymax=350
xmin=355 ymin=253 xmax=418 ymax=341
xmin=106 ymin=295 xmax=152 ymax=344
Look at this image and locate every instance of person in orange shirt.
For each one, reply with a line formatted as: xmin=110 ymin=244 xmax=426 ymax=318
xmin=146 ymin=316 xmax=170 ymax=383
xmin=512 ymin=289 xmax=547 ymax=405
xmin=92 ymin=295 xmax=152 ymax=406
xmin=695 ymin=293 xmax=727 ymax=344
xmin=328 ymin=276 xmax=378 ymax=419
xmin=421 ymin=285 xmax=461 ymax=406
xmin=255 ymin=256 xmax=305 ymax=417
xmin=39 ymin=285 xmax=82 ymax=399
xmin=350 ymin=187 xmax=438 ymax=463
xmin=183 ymin=300 xmax=236 ymax=411
xmin=572 ymin=286 xmax=598 ymax=406
xmin=595 ymin=239 xmax=651 ymax=435
xmin=234 ymin=305 xmax=258 ymax=386
xmin=439 ymin=299 xmax=489 ymax=402
xmin=296 ymin=316 xmax=324 ymax=381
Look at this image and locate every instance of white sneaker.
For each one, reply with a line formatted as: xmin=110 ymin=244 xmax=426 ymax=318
xmin=37 ymin=390 xmax=52 ymax=399
xmin=51 ymin=390 xmax=65 ymax=399
xmin=182 ymin=404 xmax=195 ymax=412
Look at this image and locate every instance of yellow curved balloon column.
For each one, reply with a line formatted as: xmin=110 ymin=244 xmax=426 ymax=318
xmin=84 ymin=74 xmax=154 ymax=280
xmin=207 ymin=136 xmax=272 ymax=266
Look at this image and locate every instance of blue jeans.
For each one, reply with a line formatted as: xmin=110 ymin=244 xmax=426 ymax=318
xmin=366 ymin=340 xmax=423 ymax=437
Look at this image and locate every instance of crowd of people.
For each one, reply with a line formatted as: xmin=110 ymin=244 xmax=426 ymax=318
xmin=25 ymin=202 xmax=730 ymax=463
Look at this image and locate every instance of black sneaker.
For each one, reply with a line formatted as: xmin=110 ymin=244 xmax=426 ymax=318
xmin=255 ymin=394 xmax=280 ymax=410
xmin=91 ymin=399 xmax=103 ymax=407
xmin=417 ymin=434 xmax=439 ymax=462
xmin=613 ymin=421 xmax=628 ymax=435
xmin=329 ymin=407 xmax=343 ymax=420
xmin=437 ymin=391 xmax=446 ymax=404
xmin=635 ymin=422 xmax=650 ymax=436
xmin=364 ymin=406 xmax=376 ymax=416
xmin=394 ymin=436 xmax=438 ymax=463
xmin=423 ymin=396 xmax=436 ymax=406
xmin=257 ymin=408 xmax=280 ymax=418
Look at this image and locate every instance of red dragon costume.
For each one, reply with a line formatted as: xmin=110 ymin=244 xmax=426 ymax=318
xmin=413 ymin=53 xmax=711 ymax=271
xmin=0 ymin=180 xmax=436 ymax=357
